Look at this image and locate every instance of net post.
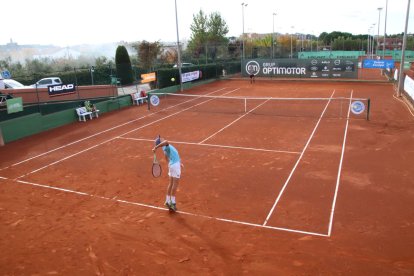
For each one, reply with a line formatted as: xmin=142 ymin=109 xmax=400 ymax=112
xmin=147 ymin=94 xmax=151 ymax=110
xmin=366 ymin=98 xmax=371 ymax=121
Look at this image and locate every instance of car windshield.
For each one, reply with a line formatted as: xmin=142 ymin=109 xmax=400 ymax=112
xmin=4 ymin=79 xmax=25 ymax=88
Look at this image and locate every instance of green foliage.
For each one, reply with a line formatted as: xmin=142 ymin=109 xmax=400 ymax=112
xmin=188 ymin=10 xmax=229 ymax=62
xmin=207 ymin=12 xmax=229 ymax=44
xmin=331 ymin=37 xmax=362 ymax=51
xmin=156 ymin=61 xmax=239 ymax=88
xmin=319 ymin=31 xmax=353 ymax=45
xmin=115 ymin=45 xmax=134 ymax=85
xmin=132 ymin=41 xmax=162 ymax=71
xmin=189 ymin=10 xmax=208 ymax=44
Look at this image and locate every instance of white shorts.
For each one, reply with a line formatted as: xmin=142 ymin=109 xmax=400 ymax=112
xmin=168 ymin=162 xmax=181 ymax=179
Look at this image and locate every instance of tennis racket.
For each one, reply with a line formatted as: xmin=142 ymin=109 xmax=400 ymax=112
xmin=152 ymin=153 xmax=162 ymax=178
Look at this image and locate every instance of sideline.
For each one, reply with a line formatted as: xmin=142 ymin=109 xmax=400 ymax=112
xmin=262 ymin=90 xmax=336 ymax=226
xmin=1 ymin=87 xmax=228 ymax=172
xmin=327 ymin=90 xmax=353 ymax=236
xmin=14 ymin=88 xmax=240 ymax=179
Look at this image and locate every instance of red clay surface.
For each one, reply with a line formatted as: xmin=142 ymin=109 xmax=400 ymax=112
xmin=1 ymin=77 xmax=413 ymax=275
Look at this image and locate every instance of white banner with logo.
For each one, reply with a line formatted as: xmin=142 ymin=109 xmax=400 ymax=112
xmin=404 ymin=75 xmax=414 ymax=100
xmin=181 ymin=71 xmax=201 ymax=83
xmin=48 ymin=83 xmax=76 ymax=96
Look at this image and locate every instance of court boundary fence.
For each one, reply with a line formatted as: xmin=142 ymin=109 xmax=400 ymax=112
xmin=0 ymin=78 xmax=217 ymax=144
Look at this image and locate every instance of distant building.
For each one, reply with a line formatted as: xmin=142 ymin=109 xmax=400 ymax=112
xmin=378 ymin=37 xmax=403 ymax=50
xmin=32 ymin=48 xmax=81 ymax=60
xmin=6 ymin=38 xmax=18 ymax=49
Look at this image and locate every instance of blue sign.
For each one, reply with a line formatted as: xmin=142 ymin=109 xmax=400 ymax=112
xmin=363 ymin=59 xmax=395 ymax=69
xmin=1 ymin=70 xmax=11 ymax=79
xmin=351 ymin=101 xmax=365 ymax=115
xmin=150 ymin=95 xmax=160 ymax=106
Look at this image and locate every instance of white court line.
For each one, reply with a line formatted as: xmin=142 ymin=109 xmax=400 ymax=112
xmin=16 ymin=137 xmax=120 ymax=179
xmin=0 ymin=105 xmax=156 ymax=171
xmin=2 ymin=177 xmax=327 ymax=237
xmin=263 ymin=90 xmax=336 ymax=226
xmin=118 ymin=137 xmax=301 ymax=155
xmin=327 ymin=90 xmax=353 ymax=237
xmin=15 ymin=88 xmax=240 ymax=179
xmin=198 ymin=99 xmax=272 ymax=144
xmin=0 ymin=87 xmax=229 ymax=171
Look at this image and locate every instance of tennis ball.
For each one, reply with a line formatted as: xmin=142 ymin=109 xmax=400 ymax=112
xmin=171 ymin=78 xmax=175 ymax=82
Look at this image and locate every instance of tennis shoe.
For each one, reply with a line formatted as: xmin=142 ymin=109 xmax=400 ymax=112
xmin=164 ymin=201 xmax=171 ymax=208
xmin=170 ymin=203 xmax=177 ymax=211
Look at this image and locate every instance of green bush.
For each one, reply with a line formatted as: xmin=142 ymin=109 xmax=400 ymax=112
xmin=155 ymin=61 xmax=240 ymax=88
xmin=115 ymin=46 xmax=134 ymax=85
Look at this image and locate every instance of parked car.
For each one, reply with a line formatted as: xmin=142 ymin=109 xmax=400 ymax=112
xmin=173 ymin=63 xmax=195 ymax=68
xmin=3 ymin=79 xmax=32 ymax=89
xmin=31 ymin=77 xmax=62 ymax=88
xmin=0 ymin=93 xmax=13 ymax=106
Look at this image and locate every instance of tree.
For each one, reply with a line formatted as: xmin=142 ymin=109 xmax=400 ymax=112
xmin=160 ymin=47 xmax=178 ymax=65
xmin=115 ymin=45 xmax=134 ymax=85
xmin=276 ymin=35 xmax=296 ymax=58
xmin=187 ymin=10 xmax=229 ymax=62
xmin=188 ymin=10 xmax=208 ymax=58
xmin=227 ymin=37 xmax=242 ymax=59
xmin=207 ymin=12 xmax=229 ymax=60
xmin=132 ymin=41 xmax=161 ymax=71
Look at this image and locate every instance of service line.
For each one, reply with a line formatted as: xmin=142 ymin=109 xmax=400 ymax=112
xmin=0 ymin=87 xmax=228 ymax=171
xmin=118 ymin=137 xmax=301 ymax=155
xmin=14 ymin=88 xmax=240 ymax=179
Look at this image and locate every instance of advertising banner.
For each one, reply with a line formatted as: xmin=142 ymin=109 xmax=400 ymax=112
xmin=299 ymin=51 xmax=364 ymax=59
xmin=404 ymin=75 xmax=414 ymax=100
xmin=48 ymin=83 xmax=76 ymax=96
xmin=141 ymin=72 xmax=156 ymax=83
xmin=243 ymin=59 xmax=358 ymax=79
xmin=363 ymin=59 xmax=395 ymax=69
xmin=181 ymin=70 xmax=201 ymax=83
xmin=7 ymin=97 xmax=23 ymax=114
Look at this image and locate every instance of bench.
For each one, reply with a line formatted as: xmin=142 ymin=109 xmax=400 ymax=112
xmin=131 ymin=92 xmax=147 ymax=106
xmin=76 ymin=107 xmax=92 ymax=122
xmin=76 ymin=107 xmax=100 ymax=122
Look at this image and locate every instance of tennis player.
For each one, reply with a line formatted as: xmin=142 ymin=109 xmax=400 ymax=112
xmin=152 ymin=135 xmax=182 ymax=211
xmin=249 ymin=73 xmax=255 ymax=84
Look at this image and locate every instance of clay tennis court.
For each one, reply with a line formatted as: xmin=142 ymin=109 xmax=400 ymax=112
xmin=0 ymin=79 xmax=413 ymax=275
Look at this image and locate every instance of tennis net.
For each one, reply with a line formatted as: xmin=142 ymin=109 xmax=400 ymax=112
xmin=148 ymin=92 xmax=371 ymax=120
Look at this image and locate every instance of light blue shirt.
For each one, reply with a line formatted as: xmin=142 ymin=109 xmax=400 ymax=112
xmin=162 ymin=144 xmax=180 ymax=165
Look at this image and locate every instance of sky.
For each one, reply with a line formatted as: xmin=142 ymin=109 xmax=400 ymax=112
xmin=1 ymin=0 xmax=413 ymax=47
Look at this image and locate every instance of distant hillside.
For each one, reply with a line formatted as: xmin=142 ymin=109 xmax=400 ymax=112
xmin=0 ymin=41 xmax=132 ymax=63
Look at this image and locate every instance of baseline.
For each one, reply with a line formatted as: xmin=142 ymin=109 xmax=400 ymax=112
xmin=1 ymin=177 xmax=328 ymax=237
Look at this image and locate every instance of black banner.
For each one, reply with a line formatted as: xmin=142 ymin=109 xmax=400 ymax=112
xmin=48 ymin=83 xmax=76 ymax=96
xmin=243 ymin=59 xmax=358 ymax=79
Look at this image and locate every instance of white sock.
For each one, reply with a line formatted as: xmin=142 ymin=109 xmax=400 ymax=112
xmin=166 ymin=195 xmax=171 ymax=203
xmin=171 ymin=196 xmax=176 ymax=204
